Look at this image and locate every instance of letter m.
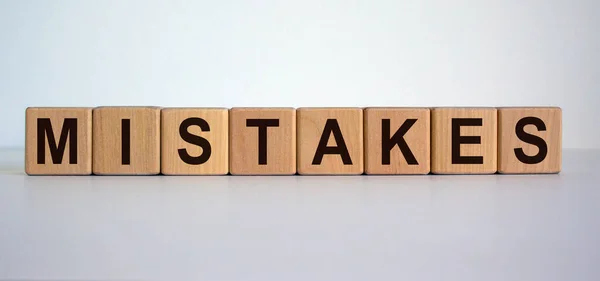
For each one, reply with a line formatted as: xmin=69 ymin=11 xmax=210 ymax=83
xmin=37 ymin=118 xmax=78 ymax=164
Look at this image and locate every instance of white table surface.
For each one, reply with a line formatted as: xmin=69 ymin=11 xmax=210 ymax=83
xmin=1 ymin=148 xmax=598 ymax=281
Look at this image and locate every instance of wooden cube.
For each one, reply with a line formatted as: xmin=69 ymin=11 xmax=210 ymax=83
xmin=92 ymin=107 xmax=160 ymax=175
xmin=364 ymin=107 xmax=430 ymax=174
xmin=431 ymin=108 xmax=497 ymax=174
xmin=229 ymin=108 xmax=296 ymax=175
xmin=25 ymin=107 xmax=92 ymax=175
xmin=498 ymin=107 xmax=562 ymax=174
xmin=161 ymin=108 xmax=229 ymax=175
xmin=297 ymin=108 xmax=363 ymax=175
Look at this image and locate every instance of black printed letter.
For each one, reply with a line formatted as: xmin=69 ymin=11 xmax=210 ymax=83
xmin=178 ymin=117 xmax=212 ymax=165
xmin=312 ymin=119 xmax=352 ymax=165
xmin=514 ymin=117 xmax=547 ymax=164
xmin=382 ymin=119 xmax=418 ymax=165
xmin=122 ymin=119 xmax=130 ymax=165
xmin=246 ymin=119 xmax=279 ymax=165
xmin=37 ymin=118 xmax=77 ymax=164
xmin=452 ymin=118 xmax=483 ymax=164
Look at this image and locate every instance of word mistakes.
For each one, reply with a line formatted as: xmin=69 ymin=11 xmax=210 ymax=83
xmin=25 ymin=107 xmax=561 ymax=175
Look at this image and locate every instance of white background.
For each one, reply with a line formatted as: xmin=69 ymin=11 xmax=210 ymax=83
xmin=1 ymin=0 xmax=598 ymax=148
xmin=1 ymin=2 xmax=600 ymax=280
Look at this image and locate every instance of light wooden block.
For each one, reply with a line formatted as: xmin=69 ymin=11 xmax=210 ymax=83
xmin=364 ymin=107 xmax=430 ymax=174
xmin=297 ymin=108 xmax=363 ymax=175
xmin=92 ymin=107 xmax=160 ymax=175
xmin=161 ymin=108 xmax=229 ymax=175
xmin=25 ymin=107 xmax=92 ymax=175
xmin=431 ymin=108 xmax=497 ymax=174
xmin=229 ymin=108 xmax=296 ymax=175
xmin=498 ymin=107 xmax=562 ymax=174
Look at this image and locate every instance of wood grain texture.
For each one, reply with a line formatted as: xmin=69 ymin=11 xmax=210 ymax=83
xmin=92 ymin=107 xmax=160 ymax=175
xmin=25 ymin=107 xmax=92 ymax=175
xmin=498 ymin=107 xmax=562 ymax=174
xmin=229 ymin=108 xmax=296 ymax=175
xmin=364 ymin=107 xmax=430 ymax=174
xmin=297 ymin=108 xmax=363 ymax=175
xmin=431 ymin=108 xmax=497 ymax=174
xmin=161 ymin=108 xmax=228 ymax=175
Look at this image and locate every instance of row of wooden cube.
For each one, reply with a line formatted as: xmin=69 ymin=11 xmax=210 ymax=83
xmin=25 ymin=107 xmax=562 ymax=175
